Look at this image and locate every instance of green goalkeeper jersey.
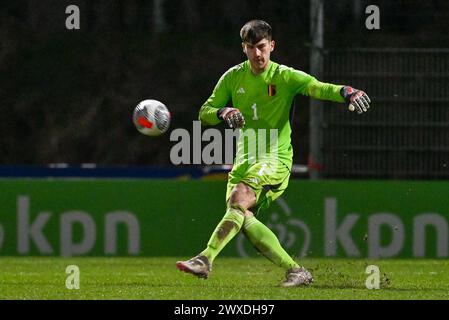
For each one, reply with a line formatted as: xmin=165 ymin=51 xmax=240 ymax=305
xmin=199 ymin=60 xmax=345 ymax=168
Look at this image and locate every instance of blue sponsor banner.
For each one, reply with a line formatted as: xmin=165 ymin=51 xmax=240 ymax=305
xmin=0 ymin=165 xmax=207 ymax=179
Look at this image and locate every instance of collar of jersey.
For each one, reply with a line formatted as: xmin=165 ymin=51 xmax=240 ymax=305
xmin=246 ymin=60 xmax=276 ymax=79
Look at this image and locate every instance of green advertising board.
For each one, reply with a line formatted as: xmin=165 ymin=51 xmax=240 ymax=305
xmin=0 ymin=179 xmax=448 ymax=258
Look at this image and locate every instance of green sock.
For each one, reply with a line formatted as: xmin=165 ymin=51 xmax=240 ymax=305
xmin=243 ymin=216 xmax=299 ymax=270
xmin=200 ymin=206 xmax=245 ymax=263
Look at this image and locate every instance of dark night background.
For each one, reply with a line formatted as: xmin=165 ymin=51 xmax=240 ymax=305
xmin=1 ymin=0 xmax=448 ymax=169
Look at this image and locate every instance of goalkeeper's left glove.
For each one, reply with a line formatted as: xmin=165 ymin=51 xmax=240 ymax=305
xmin=340 ymin=86 xmax=371 ymax=114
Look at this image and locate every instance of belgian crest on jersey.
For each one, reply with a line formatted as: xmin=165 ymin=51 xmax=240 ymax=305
xmin=268 ymin=84 xmax=276 ymax=96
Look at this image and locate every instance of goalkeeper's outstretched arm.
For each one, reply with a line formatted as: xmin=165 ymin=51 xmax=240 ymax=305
xmin=306 ymin=79 xmax=371 ymax=113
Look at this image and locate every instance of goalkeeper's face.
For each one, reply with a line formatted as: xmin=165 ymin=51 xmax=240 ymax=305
xmin=242 ymin=38 xmax=275 ymax=74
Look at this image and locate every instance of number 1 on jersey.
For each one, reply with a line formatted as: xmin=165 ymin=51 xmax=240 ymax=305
xmin=251 ymin=103 xmax=258 ymax=120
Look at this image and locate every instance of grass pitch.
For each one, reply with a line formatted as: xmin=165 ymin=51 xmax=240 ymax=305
xmin=0 ymin=257 xmax=448 ymax=300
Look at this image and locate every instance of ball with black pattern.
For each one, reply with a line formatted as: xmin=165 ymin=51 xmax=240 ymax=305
xmin=133 ymin=99 xmax=171 ymax=136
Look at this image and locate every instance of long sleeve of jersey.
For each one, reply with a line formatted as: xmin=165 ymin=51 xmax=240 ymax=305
xmin=305 ymin=78 xmax=345 ymax=102
xmin=198 ymin=71 xmax=231 ymax=125
xmin=287 ymin=68 xmax=345 ymax=103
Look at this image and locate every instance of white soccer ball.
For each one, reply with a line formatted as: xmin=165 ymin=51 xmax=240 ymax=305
xmin=133 ymin=99 xmax=171 ymax=136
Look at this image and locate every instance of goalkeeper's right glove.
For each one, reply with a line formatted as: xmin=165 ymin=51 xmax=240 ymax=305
xmin=217 ymin=107 xmax=245 ymax=129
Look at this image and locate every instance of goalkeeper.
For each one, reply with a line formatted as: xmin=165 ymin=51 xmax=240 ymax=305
xmin=176 ymin=20 xmax=370 ymax=287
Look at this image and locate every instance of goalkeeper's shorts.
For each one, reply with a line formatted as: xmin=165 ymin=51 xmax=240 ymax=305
xmin=225 ymin=159 xmax=291 ymax=214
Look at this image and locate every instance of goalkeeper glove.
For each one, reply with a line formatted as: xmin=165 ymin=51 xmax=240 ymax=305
xmin=217 ymin=107 xmax=245 ymax=129
xmin=341 ymin=86 xmax=371 ymax=114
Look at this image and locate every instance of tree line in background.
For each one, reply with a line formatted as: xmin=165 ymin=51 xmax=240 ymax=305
xmin=0 ymin=0 xmax=448 ymax=165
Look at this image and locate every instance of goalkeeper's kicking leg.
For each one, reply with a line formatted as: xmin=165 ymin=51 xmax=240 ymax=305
xmin=176 ymin=182 xmax=313 ymax=287
xmin=176 ymin=182 xmax=252 ymax=279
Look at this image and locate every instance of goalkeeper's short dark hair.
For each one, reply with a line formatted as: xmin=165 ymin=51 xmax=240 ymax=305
xmin=240 ymin=20 xmax=272 ymax=44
